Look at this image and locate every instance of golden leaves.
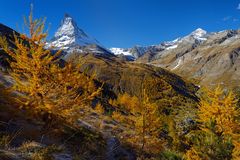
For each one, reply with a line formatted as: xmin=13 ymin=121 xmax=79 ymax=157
xmin=94 ymin=103 xmax=104 ymax=114
xmin=184 ymin=147 xmax=201 ymax=160
xmin=0 ymin=9 xmax=102 ymax=125
xmin=198 ymin=87 xmax=240 ymax=137
xmin=110 ymin=92 xmax=163 ymax=154
xmin=185 ymin=86 xmax=240 ymax=159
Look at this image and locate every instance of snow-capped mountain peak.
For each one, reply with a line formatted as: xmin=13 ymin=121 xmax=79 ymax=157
xmin=188 ymin=28 xmax=207 ymax=40
xmin=49 ymin=14 xmax=100 ymax=50
xmin=54 ymin=14 xmax=87 ymax=39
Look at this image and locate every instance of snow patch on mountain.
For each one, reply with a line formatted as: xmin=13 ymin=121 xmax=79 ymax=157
xmin=165 ymin=44 xmax=178 ymax=50
xmin=191 ymin=28 xmax=207 ymax=37
xmin=163 ymin=38 xmax=181 ymax=46
xmin=110 ymin=48 xmax=132 ymax=56
xmin=185 ymin=28 xmax=207 ymax=41
xmin=172 ymin=57 xmax=183 ymax=70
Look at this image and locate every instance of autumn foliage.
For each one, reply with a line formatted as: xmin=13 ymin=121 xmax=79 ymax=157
xmin=0 ymin=10 xmax=101 ymax=122
xmin=185 ymin=86 xmax=240 ymax=160
xmin=110 ymin=91 xmax=163 ymax=155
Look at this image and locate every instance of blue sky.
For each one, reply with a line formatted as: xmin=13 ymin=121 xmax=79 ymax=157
xmin=0 ymin=0 xmax=240 ymax=48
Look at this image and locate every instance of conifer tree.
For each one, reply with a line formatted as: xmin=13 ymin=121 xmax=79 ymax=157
xmin=132 ymin=89 xmax=163 ymax=154
xmin=185 ymin=86 xmax=240 ymax=159
xmin=0 ymin=8 xmax=101 ymax=122
xmin=111 ymin=90 xmax=162 ymax=154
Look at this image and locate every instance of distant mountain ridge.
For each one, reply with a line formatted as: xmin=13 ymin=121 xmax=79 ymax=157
xmin=109 ymin=27 xmax=240 ymax=87
xmin=138 ymin=29 xmax=240 ymax=87
xmin=109 ymin=28 xmax=208 ymax=59
xmin=46 ymin=14 xmax=210 ymax=62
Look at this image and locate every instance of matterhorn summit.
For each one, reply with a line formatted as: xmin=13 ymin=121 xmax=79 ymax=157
xmin=48 ymin=14 xmax=101 ymax=51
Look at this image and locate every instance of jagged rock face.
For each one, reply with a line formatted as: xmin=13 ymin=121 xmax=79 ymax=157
xmin=147 ymin=30 xmax=240 ymax=87
xmin=48 ymin=14 xmax=106 ymax=55
xmin=138 ymin=28 xmax=208 ymax=64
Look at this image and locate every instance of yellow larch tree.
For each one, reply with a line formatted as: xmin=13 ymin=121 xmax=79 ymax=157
xmin=110 ymin=90 xmax=163 ymax=155
xmin=0 ymin=9 xmax=101 ymax=123
xmin=132 ymin=89 xmax=163 ymax=154
xmin=185 ymin=86 xmax=240 ymax=159
xmin=199 ymin=86 xmax=240 ymax=159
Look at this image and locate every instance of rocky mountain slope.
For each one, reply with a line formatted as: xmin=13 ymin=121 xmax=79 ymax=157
xmin=110 ymin=28 xmax=240 ymax=87
xmin=65 ymin=52 xmax=198 ymax=101
xmin=138 ymin=29 xmax=240 ymax=87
